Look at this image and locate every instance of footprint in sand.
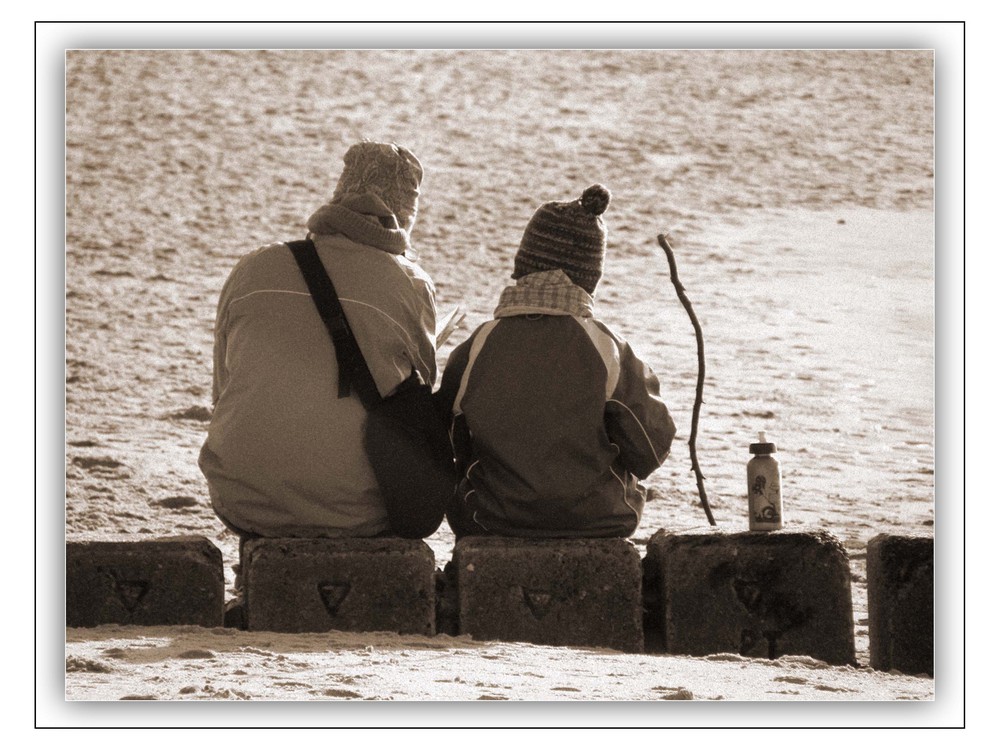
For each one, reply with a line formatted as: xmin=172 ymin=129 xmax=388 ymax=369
xmin=654 ymin=686 xmax=695 ymax=700
xmin=774 ymin=675 xmax=810 ymax=684
xmin=72 ymin=456 xmax=126 ymax=471
xmin=319 ymin=688 xmax=363 ymax=699
xmin=176 ymin=649 xmax=215 ymax=660
xmin=814 ymin=684 xmax=858 ymax=693
xmin=66 ymin=656 xmax=114 ymax=673
xmin=659 ymin=689 xmax=695 ymax=700
xmin=153 ymin=495 xmax=200 ymax=509
xmin=169 ymin=405 xmax=212 ymax=422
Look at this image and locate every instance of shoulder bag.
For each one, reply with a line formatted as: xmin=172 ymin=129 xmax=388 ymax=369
xmin=287 ymin=238 xmax=453 ymax=538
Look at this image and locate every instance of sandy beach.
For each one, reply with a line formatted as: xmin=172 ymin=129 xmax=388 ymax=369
xmin=41 ymin=38 xmax=964 ymax=722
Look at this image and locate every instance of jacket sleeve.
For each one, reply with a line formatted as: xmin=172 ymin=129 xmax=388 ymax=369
xmin=433 ymin=335 xmax=474 ymax=474
xmin=414 ymin=279 xmax=438 ymax=388
xmin=210 ymin=248 xmax=263 ymax=406
xmin=604 ymin=339 xmax=676 ymax=480
xmin=210 ymin=266 xmax=238 ymax=407
xmin=211 ymin=303 xmax=225 ymax=406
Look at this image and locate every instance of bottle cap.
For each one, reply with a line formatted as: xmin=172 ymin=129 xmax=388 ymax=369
xmin=750 ymin=430 xmax=776 ymax=454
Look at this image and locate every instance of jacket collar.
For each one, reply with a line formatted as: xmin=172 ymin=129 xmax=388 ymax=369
xmin=494 ymin=270 xmax=595 ymax=319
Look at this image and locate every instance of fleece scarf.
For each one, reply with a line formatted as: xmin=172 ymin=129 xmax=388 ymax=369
xmin=306 ymin=193 xmax=411 ymax=254
xmin=493 ymin=269 xmax=595 ymax=319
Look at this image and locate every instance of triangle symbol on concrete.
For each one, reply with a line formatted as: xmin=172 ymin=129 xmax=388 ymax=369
xmin=114 ymin=579 xmax=149 ymax=613
xmin=733 ymin=578 xmax=762 ymax=612
xmin=317 ymin=582 xmax=352 ymax=617
xmin=522 ymin=588 xmax=553 ymax=620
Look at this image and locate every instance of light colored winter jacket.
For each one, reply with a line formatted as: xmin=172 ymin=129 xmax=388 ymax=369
xmin=198 ymin=233 xmax=437 ymax=537
xmin=437 ymin=270 xmax=675 ymax=538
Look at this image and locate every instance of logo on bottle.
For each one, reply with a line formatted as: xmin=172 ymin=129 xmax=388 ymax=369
xmin=751 ymin=475 xmax=781 ymax=523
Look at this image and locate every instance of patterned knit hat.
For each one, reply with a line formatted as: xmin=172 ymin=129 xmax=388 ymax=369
xmin=331 ymin=141 xmax=423 ymax=231
xmin=512 ymin=184 xmax=611 ymax=294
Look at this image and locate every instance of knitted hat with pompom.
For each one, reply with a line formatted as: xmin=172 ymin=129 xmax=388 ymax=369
xmin=512 ymin=184 xmax=611 ymax=294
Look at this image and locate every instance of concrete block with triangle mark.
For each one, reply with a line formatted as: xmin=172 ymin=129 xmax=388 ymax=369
xmin=243 ymin=538 xmax=435 ymax=634
xmin=644 ymin=527 xmax=855 ymax=664
xmin=66 ymin=536 xmax=224 ymax=627
xmin=453 ymin=537 xmax=643 ymax=652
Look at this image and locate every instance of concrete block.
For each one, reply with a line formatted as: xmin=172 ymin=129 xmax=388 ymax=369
xmin=646 ymin=528 xmax=855 ymax=665
xmin=243 ymin=538 xmax=435 ymax=634
xmin=66 ymin=536 xmax=224 ymax=627
xmin=454 ymin=537 xmax=644 ymax=653
xmin=867 ymin=533 xmax=933 ymax=676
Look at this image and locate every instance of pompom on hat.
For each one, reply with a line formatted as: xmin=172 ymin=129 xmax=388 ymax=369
xmin=512 ymin=184 xmax=612 ymax=295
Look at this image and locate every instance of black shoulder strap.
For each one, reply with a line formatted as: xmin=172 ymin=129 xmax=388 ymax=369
xmin=287 ymin=238 xmax=383 ymax=410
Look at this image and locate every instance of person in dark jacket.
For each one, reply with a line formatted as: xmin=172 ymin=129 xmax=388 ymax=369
xmin=436 ymin=184 xmax=676 ymax=538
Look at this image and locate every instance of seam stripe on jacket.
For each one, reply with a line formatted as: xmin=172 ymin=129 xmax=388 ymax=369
xmin=572 ymin=317 xmax=620 ymax=400
xmin=608 ymin=398 xmax=670 ymax=465
xmin=229 ymin=289 xmax=312 ymax=306
xmin=453 ymin=320 xmax=500 ymax=415
xmin=228 ymin=289 xmax=433 ymax=377
xmin=339 ymin=297 xmax=433 ymax=376
xmin=610 ymin=464 xmax=641 ymax=526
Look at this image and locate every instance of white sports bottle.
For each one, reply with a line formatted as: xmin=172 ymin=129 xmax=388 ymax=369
xmin=747 ymin=431 xmax=783 ymax=531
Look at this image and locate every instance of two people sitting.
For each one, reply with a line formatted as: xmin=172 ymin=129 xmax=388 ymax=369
xmin=199 ymin=141 xmax=676 ymax=545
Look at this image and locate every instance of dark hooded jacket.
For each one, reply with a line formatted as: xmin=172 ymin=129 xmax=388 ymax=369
xmin=437 ymin=270 xmax=675 ymax=537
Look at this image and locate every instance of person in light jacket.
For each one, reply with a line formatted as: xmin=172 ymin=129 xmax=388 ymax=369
xmin=436 ymin=184 xmax=676 ymax=538
xmin=199 ymin=141 xmax=438 ymax=539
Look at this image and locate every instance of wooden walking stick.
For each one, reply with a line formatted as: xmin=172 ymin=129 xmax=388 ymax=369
xmin=658 ymin=233 xmax=716 ymax=526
